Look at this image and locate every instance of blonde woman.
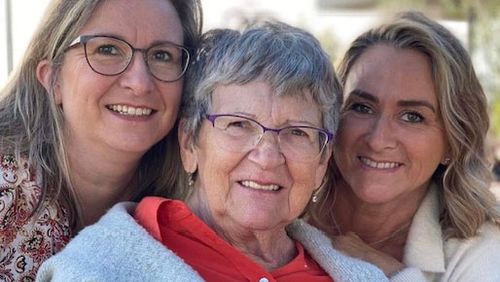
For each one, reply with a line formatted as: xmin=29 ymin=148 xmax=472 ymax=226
xmin=311 ymin=11 xmax=500 ymax=281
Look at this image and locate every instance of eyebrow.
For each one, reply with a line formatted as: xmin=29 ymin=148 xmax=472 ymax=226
xmin=82 ymin=33 xmax=179 ymax=47
xmin=226 ymin=111 xmax=320 ymax=127
xmin=348 ymin=89 xmax=437 ymax=113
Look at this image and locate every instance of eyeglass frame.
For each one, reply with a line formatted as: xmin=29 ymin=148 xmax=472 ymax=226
xmin=66 ymin=35 xmax=191 ymax=82
xmin=205 ymin=113 xmax=334 ymax=161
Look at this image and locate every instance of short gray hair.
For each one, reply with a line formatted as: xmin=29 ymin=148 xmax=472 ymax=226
xmin=181 ymin=21 xmax=342 ymax=142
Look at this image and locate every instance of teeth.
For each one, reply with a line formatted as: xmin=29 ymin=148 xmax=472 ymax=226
xmin=360 ymin=157 xmax=400 ymax=169
xmin=107 ymin=105 xmax=153 ymax=116
xmin=241 ymin=180 xmax=280 ymax=191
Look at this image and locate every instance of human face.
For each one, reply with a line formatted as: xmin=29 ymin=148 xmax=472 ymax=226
xmin=180 ymin=80 xmax=330 ymax=232
xmin=336 ymin=44 xmax=448 ymax=205
xmin=56 ymin=0 xmax=183 ymax=156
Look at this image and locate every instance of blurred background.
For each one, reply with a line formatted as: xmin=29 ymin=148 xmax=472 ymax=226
xmin=1 ymin=0 xmax=499 ymax=194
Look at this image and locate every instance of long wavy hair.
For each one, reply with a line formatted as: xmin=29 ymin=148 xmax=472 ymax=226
xmin=312 ymin=11 xmax=500 ymax=239
xmin=0 ymin=0 xmax=203 ymax=231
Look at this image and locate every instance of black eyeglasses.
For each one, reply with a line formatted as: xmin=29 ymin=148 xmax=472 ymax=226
xmin=67 ymin=35 xmax=190 ymax=82
xmin=206 ymin=114 xmax=333 ymax=162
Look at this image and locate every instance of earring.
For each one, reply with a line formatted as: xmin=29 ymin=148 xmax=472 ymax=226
xmin=312 ymin=189 xmax=321 ymax=203
xmin=442 ymin=157 xmax=451 ymax=165
xmin=312 ymin=178 xmax=327 ymax=203
xmin=187 ymin=172 xmax=195 ymax=189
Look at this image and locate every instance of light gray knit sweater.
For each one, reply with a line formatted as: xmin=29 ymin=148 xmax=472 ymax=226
xmin=36 ymin=202 xmax=397 ymax=282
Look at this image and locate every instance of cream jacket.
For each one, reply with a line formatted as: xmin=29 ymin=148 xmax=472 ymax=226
xmin=392 ymin=184 xmax=500 ymax=281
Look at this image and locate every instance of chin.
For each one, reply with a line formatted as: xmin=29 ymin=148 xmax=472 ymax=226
xmin=234 ymin=215 xmax=286 ymax=232
xmin=352 ymin=186 xmax=397 ymax=205
xmin=108 ymin=140 xmax=156 ymax=155
xmin=112 ymin=133 xmax=165 ymax=152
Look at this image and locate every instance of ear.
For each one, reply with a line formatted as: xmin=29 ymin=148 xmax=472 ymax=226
xmin=315 ymin=144 xmax=332 ymax=189
xmin=178 ymin=119 xmax=198 ymax=173
xmin=36 ymin=59 xmax=62 ymax=104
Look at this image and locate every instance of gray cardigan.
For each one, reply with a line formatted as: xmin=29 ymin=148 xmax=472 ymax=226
xmin=37 ymin=202 xmax=390 ymax=282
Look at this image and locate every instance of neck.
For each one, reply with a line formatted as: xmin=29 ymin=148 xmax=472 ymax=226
xmin=332 ymin=179 xmax=427 ymax=260
xmin=67 ymin=139 xmax=143 ymax=227
xmin=227 ymin=228 xmax=296 ymax=272
xmin=187 ymin=191 xmax=296 ymax=271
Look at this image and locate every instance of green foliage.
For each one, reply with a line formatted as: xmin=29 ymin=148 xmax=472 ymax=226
xmin=491 ymin=99 xmax=500 ymax=138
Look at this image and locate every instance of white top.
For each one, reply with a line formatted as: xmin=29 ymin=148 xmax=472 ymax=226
xmin=391 ymin=184 xmax=500 ymax=282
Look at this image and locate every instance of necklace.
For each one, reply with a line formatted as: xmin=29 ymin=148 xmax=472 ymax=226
xmin=330 ymin=187 xmax=412 ymax=247
xmin=366 ymin=222 xmax=411 ymax=247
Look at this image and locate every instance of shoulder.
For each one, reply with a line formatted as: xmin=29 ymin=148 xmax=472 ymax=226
xmin=0 ymin=154 xmax=41 ymax=226
xmin=37 ymin=202 xmax=203 ymax=282
xmin=288 ymin=219 xmax=389 ymax=282
xmin=455 ymin=221 xmax=500 ymax=249
xmin=0 ymin=153 xmax=46 ymax=240
xmin=0 ymin=154 xmax=70 ymax=281
xmin=446 ymin=222 xmax=500 ymax=257
xmin=442 ymin=222 xmax=500 ymax=280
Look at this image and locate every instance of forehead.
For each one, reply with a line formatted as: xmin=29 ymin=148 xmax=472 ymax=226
xmin=345 ymin=44 xmax=437 ymax=105
xmin=211 ymin=80 xmax=322 ymax=125
xmin=79 ymin=0 xmax=183 ymax=45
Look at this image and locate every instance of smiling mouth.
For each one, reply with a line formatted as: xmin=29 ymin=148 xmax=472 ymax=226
xmin=106 ymin=104 xmax=154 ymax=116
xmin=239 ymin=180 xmax=281 ymax=191
xmin=359 ymin=157 xmax=402 ymax=169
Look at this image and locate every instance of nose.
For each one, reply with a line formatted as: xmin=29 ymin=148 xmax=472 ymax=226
xmin=363 ymin=116 xmax=398 ymax=152
xmin=118 ymin=51 xmax=155 ymax=95
xmin=247 ymin=132 xmax=286 ymax=169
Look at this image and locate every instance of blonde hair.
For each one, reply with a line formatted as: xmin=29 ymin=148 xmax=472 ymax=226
xmin=0 ymin=0 xmax=202 ymax=230
xmin=313 ymin=11 xmax=500 ymax=239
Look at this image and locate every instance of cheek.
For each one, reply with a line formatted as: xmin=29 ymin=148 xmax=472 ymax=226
xmin=333 ymin=136 xmax=351 ymax=172
xmin=288 ymin=163 xmax=319 ymax=200
xmin=159 ymin=81 xmax=183 ymax=105
xmin=336 ymin=116 xmax=367 ymax=143
xmin=58 ymin=69 xmax=113 ymax=108
xmin=196 ymin=144 xmax=242 ymax=197
xmin=408 ymin=136 xmax=445 ymax=172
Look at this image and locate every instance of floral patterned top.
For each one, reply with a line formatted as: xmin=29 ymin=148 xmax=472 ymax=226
xmin=0 ymin=154 xmax=71 ymax=282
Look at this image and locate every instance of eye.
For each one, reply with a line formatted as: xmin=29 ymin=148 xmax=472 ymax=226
xmin=215 ymin=116 xmax=259 ymax=137
xmin=151 ymin=50 xmax=172 ymax=63
xmin=349 ymin=103 xmax=373 ymax=114
xmin=226 ymin=120 xmax=252 ymax=129
xmin=96 ymin=44 xmax=120 ymax=56
xmin=289 ymin=127 xmax=309 ymax=137
xmin=402 ymin=111 xmax=424 ymax=123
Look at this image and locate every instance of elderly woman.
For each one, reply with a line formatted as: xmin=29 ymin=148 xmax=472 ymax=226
xmin=310 ymin=11 xmax=500 ymax=281
xmin=0 ymin=0 xmax=201 ymax=279
xmin=37 ymin=22 xmax=389 ymax=281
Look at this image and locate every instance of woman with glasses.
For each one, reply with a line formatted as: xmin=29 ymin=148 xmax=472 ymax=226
xmin=310 ymin=12 xmax=500 ymax=281
xmin=0 ymin=0 xmax=201 ymax=279
xmin=37 ymin=22 xmax=390 ymax=281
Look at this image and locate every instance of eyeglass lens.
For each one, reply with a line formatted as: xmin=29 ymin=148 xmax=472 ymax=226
xmin=209 ymin=115 xmax=329 ymax=162
xmin=83 ymin=36 xmax=188 ymax=82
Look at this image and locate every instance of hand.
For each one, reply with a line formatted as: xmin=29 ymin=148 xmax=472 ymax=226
xmin=332 ymin=232 xmax=405 ymax=277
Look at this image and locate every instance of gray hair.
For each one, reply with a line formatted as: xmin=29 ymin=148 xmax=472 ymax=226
xmin=0 ymin=0 xmax=202 ymax=230
xmin=180 ymin=21 xmax=342 ymax=143
xmin=314 ymin=11 xmax=500 ymax=239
